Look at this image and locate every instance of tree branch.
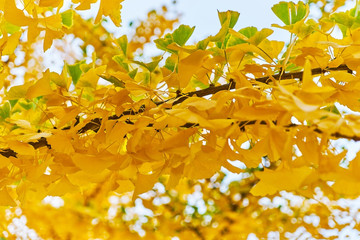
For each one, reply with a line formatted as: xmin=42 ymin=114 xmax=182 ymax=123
xmin=171 ymin=64 xmax=350 ymax=105
xmin=0 ymin=64 xmax=354 ymax=158
xmin=79 ymin=64 xmax=351 ymax=133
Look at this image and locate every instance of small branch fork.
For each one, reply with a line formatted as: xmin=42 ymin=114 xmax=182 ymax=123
xmin=0 ymin=64 xmax=356 ymax=158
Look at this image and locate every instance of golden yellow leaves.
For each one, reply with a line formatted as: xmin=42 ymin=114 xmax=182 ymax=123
xmin=2 ymin=0 xmax=124 ymax=52
xmin=26 ymin=76 xmax=54 ymax=99
xmin=4 ymin=0 xmax=36 ymax=27
xmin=47 ymin=177 xmax=78 ymax=196
xmin=6 ymin=72 xmax=60 ymax=100
xmin=39 ymin=0 xmax=63 ymax=7
xmin=0 ymin=187 xmax=16 ymax=206
xmin=72 ymin=0 xmax=123 ymax=27
xmin=47 ymin=131 xmax=75 ymax=154
xmin=1 ymin=1 xmax=360 ymax=232
xmin=95 ymin=0 xmax=124 ymax=27
xmin=321 ymin=152 xmax=360 ymax=196
xmin=178 ymin=50 xmax=211 ymax=88
xmin=250 ymin=166 xmax=313 ymax=196
xmin=0 ymin=155 xmax=10 ymax=169
xmin=2 ymin=31 xmax=22 ymax=56
xmin=72 ymin=153 xmax=116 ymax=174
xmin=77 ymin=65 xmax=106 ymax=88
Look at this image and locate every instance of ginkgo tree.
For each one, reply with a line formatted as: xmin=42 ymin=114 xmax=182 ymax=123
xmin=0 ymin=0 xmax=360 ymax=239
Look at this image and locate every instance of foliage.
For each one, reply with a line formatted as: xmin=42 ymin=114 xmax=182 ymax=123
xmin=0 ymin=0 xmax=360 ymax=239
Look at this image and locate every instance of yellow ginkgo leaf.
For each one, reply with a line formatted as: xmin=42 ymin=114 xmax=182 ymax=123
xmin=43 ymin=69 xmax=69 ymax=89
xmin=184 ymin=143 xmax=221 ymax=179
xmin=178 ymin=50 xmax=210 ymax=88
xmin=0 ymin=154 xmax=11 ymax=168
xmin=0 ymin=187 xmax=16 ymax=206
xmin=73 ymin=0 xmax=97 ymax=10
xmin=250 ymin=166 xmax=313 ymax=196
xmin=6 ymin=82 xmax=32 ymax=100
xmin=182 ymin=97 xmax=217 ymax=111
xmin=115 ymin=179 xmax=134 ymax=194
xmin=39 ymin=15 xmax=63 ymax=31
xmin=302 ymin=59 xmax=317 ymax=90
xmin=95 ymin=0 xmax=124 ymax=27
xmin=72 ymin=153 xmax=115 ymax=174
xmin=47 ymin=176 xmax=79 ymax=196
xmin=161 ymin=128 xmax=197 ymax=151
xmin=7 ymin=140 xmax=35 ymax=156
xmin=165 ymin=109 xmax=213 ymax=128
xmin=39 ymin=0 xmax=63 ymax=7
xmin=4 ymin=0 xmax=36 ymax=27
xmin=133 ymin=172 xmax=159 ymax=196
xmin=77 ymin=66 xmax=106 ymax=88
xmin=47 ymin=132 xmax=75 ymax=154
xmin=26 ymin=76 xmax=53 ymax=99
xmin=2 ymin=31 xmax=22 ymax=55
xmin=44 ymin=28 xmax=64 ymax=51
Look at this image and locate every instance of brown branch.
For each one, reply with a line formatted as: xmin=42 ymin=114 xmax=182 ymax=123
xmin=171 ymin=64 xmax=351 ymax=105
xmin=0 ymin=64 xmax=354 ymax=158
xmin=256 ymin=64 xmax=350 ymax=84
xmin=2 ymin=120 xmax=360 ymax=159
xmin=78 ymin=64 xmax=351 ymax=132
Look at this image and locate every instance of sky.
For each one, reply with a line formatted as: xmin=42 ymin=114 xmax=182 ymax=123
xmin=120 ymin=0 xmax=295 ymax=42
xmin=70 ymin=0 xmax=357 ymax=56
xmin=118 ymin=0 xmax=356 ymax=42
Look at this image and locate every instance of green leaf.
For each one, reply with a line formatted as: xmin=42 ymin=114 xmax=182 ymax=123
xmin=208 ymin=11 xmax=240 ymax=43
xmin=137 ymin=72 xmax=150 ymax=86
xmin=227 ymin=27 xmax=273 ymax=47
xmin=128 ymin=68 xmax=138 ymax=79
xmin=216 ymin=32 xmax=231 ymax=49
xmin=132 ymin=59 xmax=161 ymax=72
xmin=172 ymin=25 xmax=195 ymax=46
xmin=154 ymin=33 xmax=175 ymax=53
xmin=112 ymin=55 xmax=129 ymax=71
xmin=196 ymin=39 xmax=209 ymax=50
xmin=117 ymin=35 xmax=128 ymax=56
xmin=218 ymin=10 xmax=240 ymax=28
xmin=331 ymin=12 xmax=355 ymax=28
xmin=145 ymin=59 xmax=161 ymax=72
xmin=67 ymin=61 xmax=84 ymax=85
xmin=322 ymin=105 xmax=340 ymax=115
xmin=9 ymin=99 xmax=17 ymax=108
xmin=0 ymin=102 xmax=10 ymax=121
xmin=18 ymin=101 xmax=35 ymax=110
xmin=164 ymin=56 xmax=176 ymax=71
xmin=99 ymin=75 xmax=125 ymax=88
xmin=61 ymin=10 xmax=73 ymax=28
xmin=290 ymin=2 xmax=307 ymax=24
xmin=251 ymin=28 xmax=273 ymax=45
xmin=240 ymin=27 xmax=258 ymax=39
xmin=272 ymin=2 xmax=290 ymax=25
xmin=272 ymin=1 xmax=308 ymax=25
xmin=272 ymin=19 xmax=316 ymax=39
xmin=155 ymin=25 xmax=195 ymax=53
xmin=4 ymin=21 xmax=20 ymax=34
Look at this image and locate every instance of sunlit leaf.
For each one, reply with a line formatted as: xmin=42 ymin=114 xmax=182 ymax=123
xmin=272 ymin=1 xmax=309 ymax=25
xmin=61 ymin=10 xmax=74 ymax=28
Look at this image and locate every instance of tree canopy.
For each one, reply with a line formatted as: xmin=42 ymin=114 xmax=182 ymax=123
xmin=0 ymin=0 xmax=360 ymax=239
